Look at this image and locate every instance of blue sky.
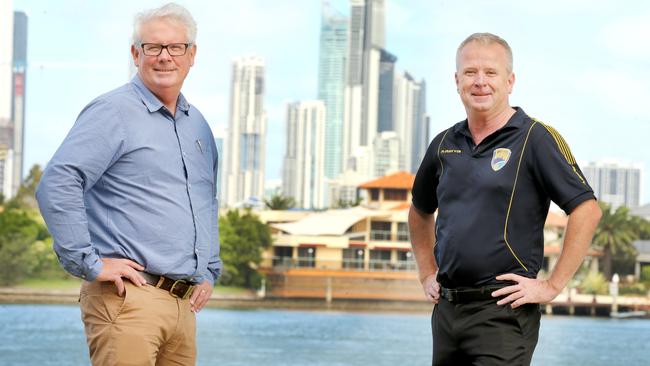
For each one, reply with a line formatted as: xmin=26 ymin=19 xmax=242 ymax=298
xmin=11 ymin=0 xmax=650 ymax=203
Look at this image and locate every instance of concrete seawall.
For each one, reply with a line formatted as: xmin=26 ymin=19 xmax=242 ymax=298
xmin=0 ymin=287 xmax=434 ymax=313
xmin=2 ymin=287 xmax=649 ymax=315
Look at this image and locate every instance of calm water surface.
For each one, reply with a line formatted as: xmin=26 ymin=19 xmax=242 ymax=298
xmin=0 ymin=304 xmax=648 ymax=365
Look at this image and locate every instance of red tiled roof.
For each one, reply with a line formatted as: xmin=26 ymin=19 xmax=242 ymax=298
xmin=359 ymin=171 xmax=415 ymax=189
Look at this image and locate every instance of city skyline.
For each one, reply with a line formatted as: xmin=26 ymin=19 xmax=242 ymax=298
xmin=9 ymin=0 xmax=650 ymax=204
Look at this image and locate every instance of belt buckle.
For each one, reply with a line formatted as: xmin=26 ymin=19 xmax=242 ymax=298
xmin=169 ymin=279 xmax=193 ymax=299
xmin=443 ymin=288 xmax=456 ymax=303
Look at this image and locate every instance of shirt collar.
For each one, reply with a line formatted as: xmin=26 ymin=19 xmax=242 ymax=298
xmin=453 ymin=106 xmax=527 ymax=137
xmin=130 ymin=75 xmax=191 ymax=115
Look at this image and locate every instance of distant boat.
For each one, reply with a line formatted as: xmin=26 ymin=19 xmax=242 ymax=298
xmin=610 ymin=311 xmax=647 ymax=319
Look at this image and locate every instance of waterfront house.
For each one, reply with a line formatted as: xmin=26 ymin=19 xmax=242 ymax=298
xmin=256 ymin=171 xmax=602 ymax=301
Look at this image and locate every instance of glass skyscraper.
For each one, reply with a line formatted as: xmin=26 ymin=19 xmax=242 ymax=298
xmin=317 ymin=2 xmax=348 ymax=179
xmin=224 ymin=57 xmax=267 ymax=207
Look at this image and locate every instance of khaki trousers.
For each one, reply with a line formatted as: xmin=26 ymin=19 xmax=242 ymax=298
xmin=79 ymin=280 xmax=196 ymax=366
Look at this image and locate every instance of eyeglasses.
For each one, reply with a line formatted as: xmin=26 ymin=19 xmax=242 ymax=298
xmin=140 ymin=43 xmax=192 ymax=56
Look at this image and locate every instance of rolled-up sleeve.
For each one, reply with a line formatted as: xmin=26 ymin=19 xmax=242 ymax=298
xmin=36 ymin=99 xmax=125 ymax=280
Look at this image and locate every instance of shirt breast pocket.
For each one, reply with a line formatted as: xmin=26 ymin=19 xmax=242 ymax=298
xmin=190 ymin=149 xmax=216 ymax=210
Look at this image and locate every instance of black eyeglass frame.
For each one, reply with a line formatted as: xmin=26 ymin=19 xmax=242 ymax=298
xmin=139 ymin=43 xmax=193 ymax=56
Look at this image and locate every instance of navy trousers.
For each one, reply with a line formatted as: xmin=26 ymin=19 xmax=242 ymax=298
xmin=431 ymin=298 xmax=541 ymax=366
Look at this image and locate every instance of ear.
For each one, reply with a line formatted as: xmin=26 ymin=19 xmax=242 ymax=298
xmin=454 ymin=72 xmax=459 ymax=90
xmin=507 ymin=72 xmax=515 ymax=94
xmin=189 ymin=44 xmax=197 ymax=67
xmin=131 ymin=44 xmax=140 ymax=67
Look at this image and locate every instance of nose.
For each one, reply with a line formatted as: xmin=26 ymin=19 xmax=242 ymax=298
xmin=158 ymin=47 xmax=173 ymax=61
xmin=473 ymin=72 xmax=486 ymax=86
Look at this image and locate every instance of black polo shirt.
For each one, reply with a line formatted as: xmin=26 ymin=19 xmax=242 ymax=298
xmin=412 ymin=107 xmax=595 ymax=289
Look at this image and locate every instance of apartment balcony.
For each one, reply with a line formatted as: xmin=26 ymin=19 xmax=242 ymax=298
xmin=370 ymin=230 xmax=392 ymax=241
xmin=396 ymin=230 xmax=410 ymax=242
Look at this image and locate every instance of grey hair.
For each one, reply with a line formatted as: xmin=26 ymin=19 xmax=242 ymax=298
xmin=456 ymin=32 xmax=513 ymax=73
xmin=132 ymin=3 xmax=197 ymax=45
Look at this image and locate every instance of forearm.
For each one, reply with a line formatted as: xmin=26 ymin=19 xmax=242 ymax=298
xmin=548 ymin=199 xmax=602 ymax=291
xmin=408 ymin=205 xmax=438 ymax=282
xmin=36 ymin=164 xmax=103 ymax=280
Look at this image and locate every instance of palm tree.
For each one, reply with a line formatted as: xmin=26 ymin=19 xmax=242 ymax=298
xmin=592 ymin=202 xmax=638 ymax=280
xmin=263 ymin=194 xmax=296 ymax=210
xmin=630 ymin=215 xmax=650 ymax=240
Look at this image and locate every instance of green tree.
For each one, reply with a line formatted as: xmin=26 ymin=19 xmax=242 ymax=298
xmin=264 ymin=194 xmax=295 ymax=210
xmin=592 ymin=203 xmax=638 ymax=280
xmin=30 ymin=237 xmax=71 ymax=280
xmin=578 ymin=271 xmax=608 ymax=295
xmin=6 ymin=164 xmax=43 ymax=210
xmin=333 ymin=197 xmax=362 ymax=209
xmin=0 ymin=208 xmax=42 ymax=285
xmin=631 ymin=215 xmax=650 ymax=240
xmin=218 ymin=209 xmax=272 ymax=288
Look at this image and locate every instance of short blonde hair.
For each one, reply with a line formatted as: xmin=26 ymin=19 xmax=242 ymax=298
xmin=456 ymin=33 xmax=513 ymax=73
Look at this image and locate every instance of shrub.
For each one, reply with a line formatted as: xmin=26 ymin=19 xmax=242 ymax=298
xmin=578 ymin=271 xmax=608 ymax=295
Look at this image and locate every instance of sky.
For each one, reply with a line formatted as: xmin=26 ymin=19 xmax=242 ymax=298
xmin=9 ymin=0 xmax=650 ymax=204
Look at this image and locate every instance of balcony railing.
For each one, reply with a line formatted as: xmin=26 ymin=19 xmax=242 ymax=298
xmin=370 ymin=230 xmax=392 ymax=241
xmin=396 ymin=231 xmax=410 ymax=242
xmin=264 ymin=256 xmax=417 ymax=272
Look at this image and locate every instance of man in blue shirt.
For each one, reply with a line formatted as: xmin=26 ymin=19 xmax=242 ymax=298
xmin=36 ymin=3 xmax=220 ymax=365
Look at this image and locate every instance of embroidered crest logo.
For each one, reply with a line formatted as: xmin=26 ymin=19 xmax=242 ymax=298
xmin=491 ymin=148 xmax=512 ymax=171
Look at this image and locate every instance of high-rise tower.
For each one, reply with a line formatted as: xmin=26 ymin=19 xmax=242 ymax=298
xmin=11 ymin=11 xmax=28 ymax=196
xmin=283 ymin=101 xmax=326 ymax=209
xmin=0 ymin=1 xmax=14 ymax=199
xmin=317 ymin=1 xmax=348 ymax=179
xmin=343 ymin=0 xmax=386 ymax=175
xmin=224 ymin=57 xmax=267 ymax=207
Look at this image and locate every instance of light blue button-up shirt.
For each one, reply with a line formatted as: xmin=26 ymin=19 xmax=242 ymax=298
xmin=36 ymin=76 xmax=221 ymax=285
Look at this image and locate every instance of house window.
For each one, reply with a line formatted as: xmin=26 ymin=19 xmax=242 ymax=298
xmin=370 ymin=221 xmax=392 ymax=241
xmin=397 ymin=250 xmax=416 ymax=271
xmin=397 ymin=222 xmax=409 ymax=242
xmin=273 ymin=246 xmax=293 ymax=267
xmin=384 ymin=189 xmax=407 ymax=201
xmin=369 ymin=249 xmax=391 ymax=270
xmin=298 ymin=247 xmax=316 ymax=268
xmin=370 ymin=189 xmax=380 ymax=201
xmin=343 ymin=248 xmax=365 ymax=269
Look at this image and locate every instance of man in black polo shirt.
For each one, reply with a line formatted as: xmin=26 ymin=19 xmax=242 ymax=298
xmin=409 ymin=32 xmax=602 ymax=365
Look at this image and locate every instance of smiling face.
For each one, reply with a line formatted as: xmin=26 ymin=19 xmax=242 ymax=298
xmin=455 ymin=41 xmax=514 ymax=117
xmin=131 ymin=18 xmax=196 ymax=100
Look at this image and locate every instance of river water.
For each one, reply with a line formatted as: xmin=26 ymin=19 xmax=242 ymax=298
xmin=0 ymin=304 xmax=647 ymax=365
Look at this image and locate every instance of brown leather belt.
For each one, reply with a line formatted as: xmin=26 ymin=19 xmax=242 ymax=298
xmin=140 ymin=272 xmax=195 ymax=299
